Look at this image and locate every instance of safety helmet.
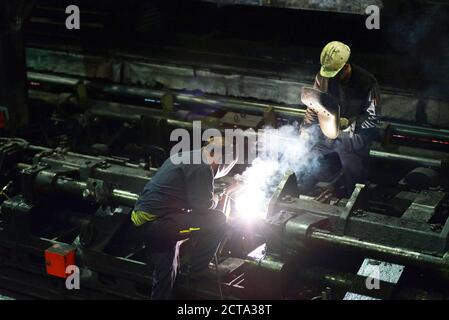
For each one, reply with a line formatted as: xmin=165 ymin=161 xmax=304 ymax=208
xmin=320 ymin=41 xmax=351 ymax=78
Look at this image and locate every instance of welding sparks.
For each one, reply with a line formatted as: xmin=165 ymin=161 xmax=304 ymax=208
xmin=234 ymin=159 xmax=279 ymax=221
xmin=232 ymin=124 xmax=319 ymax=221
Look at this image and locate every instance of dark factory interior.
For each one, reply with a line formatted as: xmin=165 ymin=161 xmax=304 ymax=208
xmin=1 ymin=0 xmax=449 ymax=301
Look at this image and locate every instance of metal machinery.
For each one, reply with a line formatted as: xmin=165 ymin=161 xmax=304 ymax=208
xmin=1 ymin=0 xmax=449 ymax=300
xmin=1 ymin=136 xmax=449 ymax=300
xmin=0 ymin=138 xmax=153 ymax=298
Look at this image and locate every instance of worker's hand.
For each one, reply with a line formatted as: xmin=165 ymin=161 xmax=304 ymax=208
xmin=340 ymin=117 xmax=350 ymax=129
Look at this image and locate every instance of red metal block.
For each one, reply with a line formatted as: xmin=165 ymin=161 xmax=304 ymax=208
xmin=45 ymin=243 xmax=76 ymax=278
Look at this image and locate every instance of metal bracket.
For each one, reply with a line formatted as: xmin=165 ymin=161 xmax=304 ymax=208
xmin=285 ymin=213 xmax=329 ymax=246
xmin=20 ymin=164 xmax=49 ymax=201
xmin=78 ymin=159 xmax=109 ymax=180
xmin=337 ymin=183 xmax=367 ymax=235
xmin=1 ymin=195 xmax=34 ymax=241
xmin=266 ymin=170 xmax=299 ymax=218
xmin=85 ymin=178 xmax=113 ymax=204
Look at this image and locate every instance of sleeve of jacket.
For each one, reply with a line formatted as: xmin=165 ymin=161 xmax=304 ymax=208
xmin=358 ymin=81 xmax=381 ymax=141
xmin=185 ymin=165 xmax=217 ymax=210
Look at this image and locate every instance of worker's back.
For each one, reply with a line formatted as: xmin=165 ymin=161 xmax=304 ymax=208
xmin=134 ymin=149 xmax=215 ymax=216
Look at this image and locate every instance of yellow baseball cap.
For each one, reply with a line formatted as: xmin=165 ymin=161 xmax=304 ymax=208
xmin=320 ymin=41 xmax=351 ymax=78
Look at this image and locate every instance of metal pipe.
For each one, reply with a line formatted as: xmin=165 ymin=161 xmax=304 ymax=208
xmin=17 ymin=163 xmax=140 ymax=207
xmin=27 ymin=71 xmax=449 ymax=143
xmin=392 ymin=124 xmax=449 ymax=142
xmin=29 ymin=71 xmax=305 ymax=118
xmin=16 ymin=87 xmax=449 ymax=168
xmin=26 ymin=91 xmax=448 ymax=168
xmin=26 ymin=76 xmax=449 ymax=168
xmin=369 ymin=149 xmax=443 ymax=167
xmin=111 ymin=189 xmax=139 ymax=207
xmin=309 ymin=229 xmax=449 ymax=273
xmin=292 ymin=266 xmax=443 ymax=299
xmin=51 ymin=176 xmax=139 ymax=207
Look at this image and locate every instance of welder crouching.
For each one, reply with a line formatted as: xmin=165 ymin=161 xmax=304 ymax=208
xmin=125 ymin=137 xmax=238 ymax=299
xmin=300 ymin=41 xmax=381 ymax=198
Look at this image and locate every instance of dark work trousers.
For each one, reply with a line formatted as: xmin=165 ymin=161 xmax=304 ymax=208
xmin=125 ymin=209 xmax=227 ymax=300
xmin=303 ymin=128 xmax=371 ymax=196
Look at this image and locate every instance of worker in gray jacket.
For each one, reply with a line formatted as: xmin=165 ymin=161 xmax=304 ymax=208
xmin=131 ymin=137 xmax=237 ymax=299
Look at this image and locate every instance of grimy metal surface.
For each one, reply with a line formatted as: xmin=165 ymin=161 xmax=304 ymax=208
xmin=27 ymin=71 xmax=449 ymax=144
xmin=26 ymin=46 xmax=449 ymax=128
xmin=1 ymin=138 xmax=449 ymax=299
xmin=199 ymin=0 xmax=383 ymax=15
xmin=309 ymin=230 xmax=448 ymax=272
xmin=27 ymin=72 xmax=449 ymax=169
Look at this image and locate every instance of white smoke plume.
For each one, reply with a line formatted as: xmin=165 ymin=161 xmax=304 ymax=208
xmin=233 ymin=123 xmax=320 ymax=221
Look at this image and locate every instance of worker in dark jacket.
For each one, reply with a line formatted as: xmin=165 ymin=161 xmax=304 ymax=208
xmin=300 ymin=41 xmax=381 ymax=197
xmin=131 ymin=137 xmax=237 ymax=299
